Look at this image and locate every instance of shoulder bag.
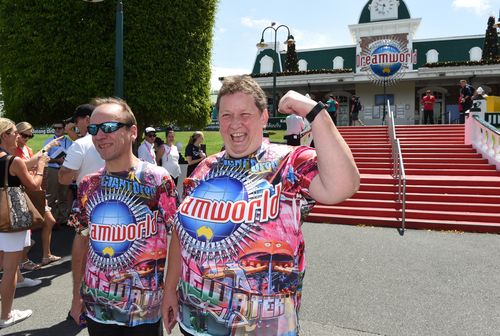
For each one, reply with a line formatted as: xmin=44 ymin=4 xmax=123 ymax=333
xmin=0 ymin=155 xmax=44 ymax=232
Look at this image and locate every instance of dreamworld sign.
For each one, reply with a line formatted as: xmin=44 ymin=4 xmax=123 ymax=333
xmin=357 ymin=38 xmax=417 ymax=85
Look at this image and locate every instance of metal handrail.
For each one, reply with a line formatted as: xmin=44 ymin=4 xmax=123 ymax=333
xmin=386 ymin=101 xmax=407 ymax=235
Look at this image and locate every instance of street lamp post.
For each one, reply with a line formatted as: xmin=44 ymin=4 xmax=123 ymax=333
xmin=83 ymin=0 xmax=124 ymax=98
xmin=257 ymin=24 xmax=294 ymax=116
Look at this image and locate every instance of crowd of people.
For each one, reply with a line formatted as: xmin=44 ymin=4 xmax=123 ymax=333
xmin=0 ymin=75 xmax=361 ymax=335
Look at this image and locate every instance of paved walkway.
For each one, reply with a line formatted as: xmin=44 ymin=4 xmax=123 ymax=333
xmin=3 ymin=224 xmax=500 ymax=336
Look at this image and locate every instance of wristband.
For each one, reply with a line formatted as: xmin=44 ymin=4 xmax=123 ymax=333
xmin=305 ymin=102 xmax=326 ymax=123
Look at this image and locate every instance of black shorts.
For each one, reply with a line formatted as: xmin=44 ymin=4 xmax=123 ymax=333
xmin=86 ymin=318 xmax=163 ymax=336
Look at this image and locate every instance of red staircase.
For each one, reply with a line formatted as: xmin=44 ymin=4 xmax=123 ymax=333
xmin=307 ymin=124 xmax=500 ymax=233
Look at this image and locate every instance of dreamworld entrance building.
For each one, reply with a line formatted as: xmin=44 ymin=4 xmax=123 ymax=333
xmin=249 ymin=0 xmax=500 ymax=126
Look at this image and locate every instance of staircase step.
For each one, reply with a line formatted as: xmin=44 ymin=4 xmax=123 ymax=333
xmin=401 ymin=148 xmax=476 ymax=153
xmin=403 ymin=169 xmax=500 ymax=176
xmin=405 ymin=163 xmax=496 ymax=170
xmin=324 ymin=200 xmax=500 ymax=213
xmin=399 ymin=143 xmax=471 ymax=147
xmin=311 ymin=206 xmax=500 ymax=224
xmin=403 ymin=158 xmax=488 ymax=164
xmin=351 ymin=191 xmax=500 ymax=203
xmin=305 ymin=214 xmax=500 ymax=234
xmin=360 ymin=183 xmax=500 ymax=195
xmin=402 ymin=153 xmax=482 ymax=158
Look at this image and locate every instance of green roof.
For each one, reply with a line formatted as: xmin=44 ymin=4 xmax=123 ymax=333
xmin=358 ymin=0 xmax=411 ymax=23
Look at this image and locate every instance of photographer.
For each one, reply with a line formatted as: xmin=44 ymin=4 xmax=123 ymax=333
xmin=43 ymin=122 xmax=72 ymax=227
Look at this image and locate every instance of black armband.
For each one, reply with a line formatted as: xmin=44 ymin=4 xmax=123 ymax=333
xmin=305 ymin=102 xmax=326 ymax=123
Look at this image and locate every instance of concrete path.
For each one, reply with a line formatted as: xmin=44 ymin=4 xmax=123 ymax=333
xmin=2 ymin=223 xmax=500 ymax=336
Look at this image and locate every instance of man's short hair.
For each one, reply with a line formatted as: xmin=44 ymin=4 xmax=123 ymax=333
xmin=216 ymin=75 xmax=267 ymax=113
xmin=91 ymin=97 xmax=137 ymax=126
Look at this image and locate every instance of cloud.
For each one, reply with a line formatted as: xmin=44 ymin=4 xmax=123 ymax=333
xmin=452 ymin=0 xmax=494 ymax=16
xmin=240 ymin=18 xmax=334 ymax=49
xmin=241 ymin=17 xmax=273 ymax=28
xmin=211 ymin=66 xmax=250 ymax=91
xmin=292 ymin=28 xmax=334 ymax=49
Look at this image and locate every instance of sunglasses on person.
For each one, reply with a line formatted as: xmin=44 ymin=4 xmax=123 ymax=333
xmin=20 ymin=133 xmax=34 ymax=139
xmin=146 ymin=132 xmax=156 ymax=138
xmin=87 ymin=122 xmax=132 ymax=136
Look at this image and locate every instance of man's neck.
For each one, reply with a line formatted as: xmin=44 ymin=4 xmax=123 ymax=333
xmin=105 ymin=153 xmax=139 ymax=173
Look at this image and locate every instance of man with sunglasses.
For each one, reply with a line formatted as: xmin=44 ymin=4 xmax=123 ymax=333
xmin=43 ymin=122 xmax=72 ymax=228
xmin=59 ymin=104 xmax=105 ymax=327
xmin=68 ymin=97 xmax=178 ymax=335
xmin=138 ymin=127 xmax=157 ymax=164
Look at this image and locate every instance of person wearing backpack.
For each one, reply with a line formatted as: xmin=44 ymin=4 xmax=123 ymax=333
xmin=350 ymin=96 xmax=365 ymax=126
xmin=326 ymin=95 xmax=339 ymax=125
xmin=459 ymin=79 xmax=475 ymax=123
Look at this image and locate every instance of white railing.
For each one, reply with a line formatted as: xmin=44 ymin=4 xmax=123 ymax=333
xmin=465 ymin=114 xmax=500 ymax=170
xmin=387 ymin=102 xmax=406 ymax=235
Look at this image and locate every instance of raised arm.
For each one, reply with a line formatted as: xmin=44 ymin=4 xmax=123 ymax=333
xmin=278 ymin=90 xmax=360 ymax=204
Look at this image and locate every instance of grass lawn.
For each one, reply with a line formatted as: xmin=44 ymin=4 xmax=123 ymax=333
xmin=29 ymin=130 xmax=287 ymax=156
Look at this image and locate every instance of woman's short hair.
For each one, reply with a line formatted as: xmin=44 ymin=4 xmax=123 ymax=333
xmin=216 ymin=75 xmax=267 ymax=113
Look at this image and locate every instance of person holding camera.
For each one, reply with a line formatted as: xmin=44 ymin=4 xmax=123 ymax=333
xmin=43 ymin=122 xmax=72 ymax=228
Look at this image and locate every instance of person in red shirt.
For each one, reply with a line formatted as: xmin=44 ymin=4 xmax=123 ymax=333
xmin=421 ymin=90 xmax=436 ymax=124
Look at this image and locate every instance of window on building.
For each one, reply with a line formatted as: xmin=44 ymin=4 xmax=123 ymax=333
xmin=298 ymin=59 xmax=308 ymax=71
xmin=469 ymin=47 xmax=482 ymax=62
xmin=375 ymin=94 xmax=394 ymax=106
xmin=260 ymin=55 xmax=274 ymax=73
xmin=426 ymin=49 xmax=439 ymax=63
xmin=333 ymin=56 xmax=344 ymax=69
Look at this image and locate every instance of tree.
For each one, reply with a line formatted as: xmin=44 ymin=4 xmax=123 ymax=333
xmin=285 ymin=38 xmax=299 ymax=72
xmin=482 ymin=16 xmax=499 ymax=61
xmin=0 ymin=0 xmax=216 ymax=130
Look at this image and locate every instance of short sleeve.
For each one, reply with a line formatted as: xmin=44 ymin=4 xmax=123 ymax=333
xmin=63 ymin=141 xmax=85 ymax=171
xmin=157 ymin=174 xmax=178 ymax=228
xmin=68 ymin=175 xmax=92 ymax=235
xmin=287 ymin=146 xmax=319 ymax=199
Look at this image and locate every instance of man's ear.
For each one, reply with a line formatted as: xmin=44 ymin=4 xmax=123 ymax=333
xmin=130 ymin=125 xmax=138 ymax=141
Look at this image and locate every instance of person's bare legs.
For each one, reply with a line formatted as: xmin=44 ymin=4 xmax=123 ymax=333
xmin=69 ymin=234 xmax=88 ymax=324
xmin=0 ymin=251 xmax=23 ymax=320
xmin=41 ymin=210 xmax=59 ymax=263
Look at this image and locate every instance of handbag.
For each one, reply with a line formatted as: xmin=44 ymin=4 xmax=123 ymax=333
xmin=0 ymin=155 xmax=44 ymax=232
xmin=24 ymin=188 xmax=46 ymax=231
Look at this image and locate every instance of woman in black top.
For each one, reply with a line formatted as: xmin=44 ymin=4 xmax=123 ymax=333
xmin=185 ymin=131 xmax=206 ymax=177
xmin=0 ymin=118 xmax=49 ymax=329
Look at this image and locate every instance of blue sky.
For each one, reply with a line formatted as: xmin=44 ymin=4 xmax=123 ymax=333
xmin=211 ymin=0 xmax=500 ymax=90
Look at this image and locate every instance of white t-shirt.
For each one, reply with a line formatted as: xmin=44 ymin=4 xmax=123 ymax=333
xmin=285 ymin=114 xmax=305 ymax=135
xmin=160 ymin=144 xmax=181 ymax=178
xmin=138 ymin=141 xmax=156 ymax=164
xmin=62 ymin=134 xmax=104 ymax=185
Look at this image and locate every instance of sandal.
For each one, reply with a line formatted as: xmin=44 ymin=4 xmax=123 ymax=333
xmin=19 ymin=259 xmax=41 ymax=271
xmin=42 ymin=255 xmax=62 ymax=266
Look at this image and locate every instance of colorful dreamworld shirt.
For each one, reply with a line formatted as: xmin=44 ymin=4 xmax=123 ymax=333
xmin=175 ymin=142 xmax=319 ymax=336
xmin=69 ymin=161 xmax=177 ymax=327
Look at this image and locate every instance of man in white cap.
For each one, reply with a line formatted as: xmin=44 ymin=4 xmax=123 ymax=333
xmin=138 ymin=127 xmax=157 ymax=164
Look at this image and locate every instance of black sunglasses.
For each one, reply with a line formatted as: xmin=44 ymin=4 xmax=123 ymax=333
xmin=20 ymin=133 xmax=34 ymax=139
xmin=87 ymin=122 xmax=131 ymax=136
xmin=146 ymin=132 xmax=156 ymax=137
